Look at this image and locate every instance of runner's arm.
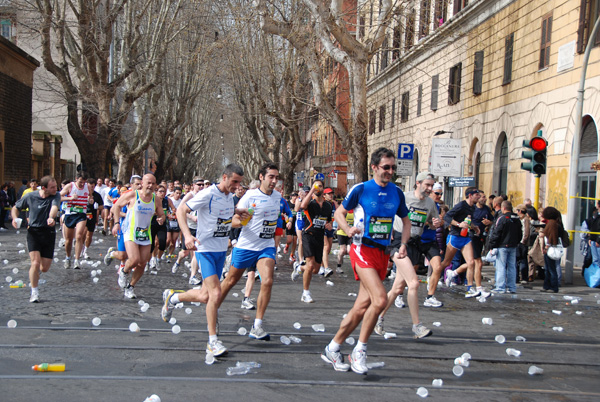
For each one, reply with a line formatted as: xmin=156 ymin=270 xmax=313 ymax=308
xmin=334 ymin=204 xmax=359 ymax=237
xmin=176 ymin=203 xmax=196 ymax=250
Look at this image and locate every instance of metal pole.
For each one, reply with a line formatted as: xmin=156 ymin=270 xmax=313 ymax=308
xmin=565 ymin=15 xmax=600 ymax=284
xmin=534 ymin=175 xmax=540 ymax=211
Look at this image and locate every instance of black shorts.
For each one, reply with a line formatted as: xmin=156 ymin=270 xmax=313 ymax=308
xmin=338 ymin=234 xmax=351 ymax=246
xmin=182 ymin=229 xmax=197 ymax=250
xmin=405 ymin=239 xmax=440 ymax=266
xmin=286 ymin=217 xmax=296 ymax=236
xmin=302 ymin=232 xmax=324 ymax=264
xmin=64 ymin=213 xmax=87 ymax=229
xmin=167 ymin=220 xmax=180 ymax=233
xmin=472 ymin=236 xmax=485 ymax=259
xmin=86 ymin=217 xmax=96 ymax=232
xmin=27 ymin=227 xmax=56 ymax=259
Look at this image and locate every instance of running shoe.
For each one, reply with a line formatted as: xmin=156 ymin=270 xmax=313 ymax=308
xmin=206 ymin=339 xmax=227 ymax=357
xmin=291 ymin=262 xmax=301 ymax=281
xmin=189 ymin=274 xmax=202 ymax=286
xmin=172 ymin=262 xmax=180 ymax=274
xmin=83 ymin=250 xmax=90 ymax=260
xmin=104 ymin=247 xmax=114 ymax=266
xmin=423 ymin=295 xmax=443 ymax=308
xmin=118 ymin=265 xmax=128 ymax=288
xmin=249 ymin=325 xmax=270 ymax=341
xmin=318 ymin=266 xmax=325 ymax=275
xmin=73 ymin=259 xmax=81 ymax=270
xmin=283 ymin=244 xmax=290 ymax=254
xmin=161 ymin=289 xmax=176 ymax=322
xmin=349 ymin=348 xmax=368 ymax=375
xmin=323 ymin=268 xmax=333 ymax=278
xmin=477 ymin=287 xmax=491 ymax=298
xmin=29 ymin=291 xmax=40 ymax=303
xmin=336 ymin=267 xmax=344 ymax=274
xmin=444 ymin=268 xmax=456 ymax=287
xmin=124 ymin=285 xmax=136 ymax=299
xmin=301 ymin=292 xmax=314 ymax=303
xmin=63 ymin=259 xmax=71 ymax=269
xmin=241 ymin=297 xmax=255 ymax=310
xmin=321 ymin=346 xmax=350 ymax=372
xmin=149 ymin=257 xmax=156 ymax=269
xmin=394 ymin=295 xmax=405 ymax=308
xmin=374 ymin=316 xmax=386 ymax=336
xmin=412 ymin=323 xmax=433 ymax=339
xmin=465 ymin=288 xmax=481 ymax=298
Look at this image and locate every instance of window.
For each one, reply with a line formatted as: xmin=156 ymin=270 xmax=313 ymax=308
xmin=405 ymin=9 xmax=415 ymax=51
xmin=417 ymin=84 xmax=423 ymax=116
xmin=359 ymin=16 xmax=365 ymax=39
xmin=401 ymin=92 xmax=409 ymax=122
xmin=448 ymin=63 xmax=462 ymax=105
xmin=431 ymin=74 xmax=439 ymax=111
xmin=496 ymin=134 xmax=508 ymax=196
xmin=381 ymin=36 xmax=389 ymax=70
xmin=1 ymin=18 xmax=14 ymax=41
xmin=453 ymin=0 xmax=468 ymax=16
xmin=369 ymin=4 xmax=373 ymax=26
xmin=391 ymin=98 xmax=396 ymax=128
xmin=419 ymin=1 xmax=431 ymax=39
xmin=392 ymin=24 xmax=401 ymax=61
xmin=577 ymin=0 xmax=600 ymax=53
xmin=473 ymin=50 xmax=484 ymax=95
xmin=539 ymin=14 xmax=552 ymax=69
xmin=435 ymin=0 xmax=448 ymax=28
xmin=379 ymin=105 xmax=386 ymax=132
xmin=503 ymin=33 xmax=514 ymax=85
xmin=369 ymin=109 xmax=376 ymax=134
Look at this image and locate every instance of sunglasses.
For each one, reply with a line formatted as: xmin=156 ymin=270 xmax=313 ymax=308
xmin=434 ymin=192 xmax=443 ymax=196
xmin=195 ymin=182 xmax=204 ymax=186
xmin=379 ymin=164 xmax=397 ymax=171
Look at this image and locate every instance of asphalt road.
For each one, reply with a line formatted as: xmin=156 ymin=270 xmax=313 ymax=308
xmin=1 ymin=226 xmax=599 ymax=402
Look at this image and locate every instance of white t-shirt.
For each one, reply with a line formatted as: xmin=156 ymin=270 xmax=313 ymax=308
xmin=185 ymin=184 xmax=234 ymax=253
xmin=236 ymin=188 xmax=282 ymax=251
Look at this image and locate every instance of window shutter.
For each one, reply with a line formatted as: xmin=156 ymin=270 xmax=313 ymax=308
xmin=577 ymin=0 xmax=588 ymax=53
xmin=503 ymin=33 xmax=514 ymax=85
xmin=431 ymin=74 xmax=439 ymax=111
xmin=473 ymin=51 xmax=484 ymax=95
xmin=417 ymin=84 xmax=423 ymax=116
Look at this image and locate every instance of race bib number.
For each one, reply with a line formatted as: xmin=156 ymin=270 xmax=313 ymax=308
xmin=369 ymin=216 xmax=393 ymax=240
xmin=408 ymin=208 xmax=428 ymax=227
xmin=313 ymin=218 xmax=327 ymax=229
xmin=135 ymin=226 xmax=150 ymax=242
xmin=169 ymin=219 xmax=179 ymax=229
xmin=71 ymin=205 xmax=86 ymax=214
xmin=86 ymin=213 xmax=93 ymax=220
xmin=260 ymin=220 xmax=277 ymax=239
xmin=213 ymin=217 xmax=232 ymax=237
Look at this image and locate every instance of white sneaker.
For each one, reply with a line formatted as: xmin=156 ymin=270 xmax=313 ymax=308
xmin=412 ymin=323 xmax=433 ymax=339
xmin=423 ymin=295 xmax=443 ymax=308
xmin=323 ymin=268 xmax=333 ymax=277
xmin=63 ymin=259 xmax=71 ymax=269
xmin=124 ymin=286 xmax=136 ymax=299
xmin=336 ymin=267 xmax=344 ymax=274
xmin=149 ymin=257 xmax=156 ymax=269
xmin=349 ymin=348 xmax=368 ymax=374
xmin=477 ymin=287 xmax=491 ymax=298
xmin=318 ymin=267 xmax=325 ymax=275
xmin=444 ymin=269 xmax=456 ymax=287
xmin=291 ymin=262 xmax=301 ymax=281
xmin=206 ymin=339 xmax=227 ymax=357
xmin=73 ymin=259 xmax=81 ymax=270
xmin=118 ymin=266 xmax=128 ymax=288
xmin=374 ymin=316 xmax=385 ymax=336
xmin=172 ymin=262 xmax=180 ymax=274
xmin=321 ymin=346 xmax=350 ymax=372
xmin=394 ymin=295 xmax=405 ymax=308
xmin=301 ymin=292 xmax=314 ymax=303
xmin=241 ymin=297 xmax=255 ymax=310
xmin=29 ymin=291 xmax=40 ymax=303
xmin=104 ymin=247 xmax=114 ymax=266
xmin=189 ymin=274 xmax=202 ymax=286
xmin=83 ymin=251 xmax=90 ymax=260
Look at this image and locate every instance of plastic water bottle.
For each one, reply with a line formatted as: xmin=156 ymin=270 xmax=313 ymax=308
xmin=461 ymin=216 xmax=471 ymax=237
xmin=227 ymin=366 xmax=250 ymax=376
xmin=528 ymin=365 xmax=544 ymax=375
xmin=506 ymin=348 xmax=521 ymax=357
xmin=280 ymin=335 xmax=291 ymax=345
xmin=32 ymin=362 xmax=65 ymax=372
xmin=353 ymin=219 xmax=364 ymax=245
xmin=241 ymin=204 xmax=255 ymax=226
xmin=236 ymin=361 xmax=261 ymax=369
xmin=143 ymin=395 xmax=161 ymax=402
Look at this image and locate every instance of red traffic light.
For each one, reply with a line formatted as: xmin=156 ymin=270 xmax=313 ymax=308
xmin=530 ymin=136 xmax=547 ymax=152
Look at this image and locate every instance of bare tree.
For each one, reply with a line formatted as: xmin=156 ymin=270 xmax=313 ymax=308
xmin=256 ymin=0 xmax=400 ymax=182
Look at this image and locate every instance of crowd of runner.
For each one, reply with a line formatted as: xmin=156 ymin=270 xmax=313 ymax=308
xmin=11 ymin=146 xmax=560 ymax=375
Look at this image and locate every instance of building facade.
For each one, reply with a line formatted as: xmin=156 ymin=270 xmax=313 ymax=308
xmin=367 ymin=0 xmax=600 ymax=241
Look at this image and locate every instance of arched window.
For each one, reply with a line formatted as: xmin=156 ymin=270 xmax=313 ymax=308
xmin=578 ymin=119 xmax=598 ymax=223
xmin=474 ymin=152 xmax=481 ymax=188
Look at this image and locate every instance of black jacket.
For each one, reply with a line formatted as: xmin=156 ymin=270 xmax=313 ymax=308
xmin=489 ymin=212 xmax=522 ymax=248
xmin=589 ymin=215 xmax=600 ymax=243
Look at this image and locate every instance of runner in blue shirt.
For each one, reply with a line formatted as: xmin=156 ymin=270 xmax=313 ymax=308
xmin=322 ymin=147 xmax=411 ymax=375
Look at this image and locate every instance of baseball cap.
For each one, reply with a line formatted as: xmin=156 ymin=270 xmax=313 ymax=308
xmin=433 ymin=183 xmax=443 ymax=191
xmin=324 ymin=188 xmax=333 ymax=194
xmin=302 ymin=186 xmax=310 ymax=192
xmin=416 ymin=171 xmax=434 ymax=182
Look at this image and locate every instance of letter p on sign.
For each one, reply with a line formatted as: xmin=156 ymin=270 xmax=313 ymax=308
xmin=398 ymin=144 xmax=414 ymax=160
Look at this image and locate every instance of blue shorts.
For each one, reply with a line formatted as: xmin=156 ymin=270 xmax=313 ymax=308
xmin=446 ymin=235 xmax=472 ymax=250
xmin=324 ymin=229 xmax=334 ymax=238
xmin=231 ymin=247 xmax=276 ymax=270
xmin=195 ymin=251 xmax=227 ymax=279
xmin=117 ymin=230 xmax=126 ymax=252
xmin=295 ymin=219 xmax=304 ymax=231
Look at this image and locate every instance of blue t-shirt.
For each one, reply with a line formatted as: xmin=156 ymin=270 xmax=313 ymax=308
xmin=342 ymin=180 xmax=408 ymax=248
xmin=277 ymin=197 xmax=293 ymax=228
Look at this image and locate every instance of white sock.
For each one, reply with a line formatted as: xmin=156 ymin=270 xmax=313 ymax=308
xmin=254 ymin=318 xmax=262 ymax=328
xmin=328 ymin=340 xmax=341 ymax=352
xmin=209 ymin=334 xmax=217 ymax=343
xmin=170 ymin=294 xmax=180 ymax=304
xmin=354 ymin=341 xmax=367 ymax=353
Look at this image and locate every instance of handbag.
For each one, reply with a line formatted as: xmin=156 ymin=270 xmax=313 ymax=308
xmin=528 ymin=236 xmax=545 ymax=266
xmin=545 ymin=237 xmax=564 ymax=261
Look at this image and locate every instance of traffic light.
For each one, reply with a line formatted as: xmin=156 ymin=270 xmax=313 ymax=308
xmin=521 ymin=131 xmax=547 ymax=175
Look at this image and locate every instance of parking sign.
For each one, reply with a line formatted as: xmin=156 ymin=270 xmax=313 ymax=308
xmin=397 ymin=143 xmax=414 ymax=176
